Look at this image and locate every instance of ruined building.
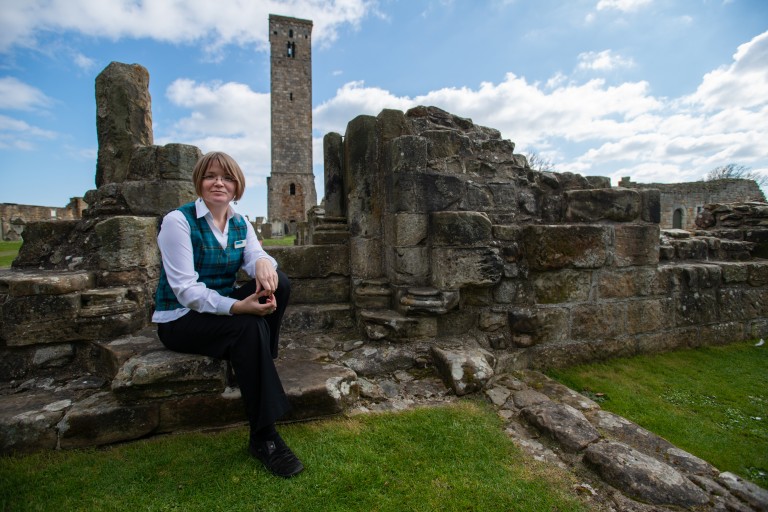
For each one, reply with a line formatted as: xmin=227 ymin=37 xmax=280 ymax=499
xmin=0 ymin=198 xmax=86 ymax=241
xmin=2 ymin=59 xmax=768 ymax=511
xmin=267 ymin=14 xmax=317 ymax=235
xmin=620 ymin=176 xmax=766 ymax=230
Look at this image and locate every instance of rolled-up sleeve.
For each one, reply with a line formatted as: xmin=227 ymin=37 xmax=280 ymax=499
xmin=241 ymin=221 xmax=277 ymax=279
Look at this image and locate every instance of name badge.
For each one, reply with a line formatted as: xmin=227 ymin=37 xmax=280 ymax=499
xmin=234 ymin=240 xmax=246 ymax=249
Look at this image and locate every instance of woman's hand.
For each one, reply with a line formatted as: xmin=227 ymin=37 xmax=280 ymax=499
xmin=230 ymin=290 xmax=277 ymax=316
xmin=255 ymin=258 xmax=279 ymax=295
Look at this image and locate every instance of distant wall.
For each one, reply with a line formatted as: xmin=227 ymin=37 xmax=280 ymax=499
xmin=620 ymin=177 xmax=765 ymax=230
xmin=0 ymin=198 xmax=86 ymax=240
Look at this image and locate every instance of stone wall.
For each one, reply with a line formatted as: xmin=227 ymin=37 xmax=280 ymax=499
xmin=0 ymin=198 xmax=85 ymax=241
xmin=620 ymin=177 xmax=765 ymax=230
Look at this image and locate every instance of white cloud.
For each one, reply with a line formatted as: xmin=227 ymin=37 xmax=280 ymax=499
xmin=577 ymin=50 xmax=636 ymax=71
xmin=0 ymin=113 xmax=57 ymax=150
xmin=595 ymin=0 xmax=653 ymax=12
xmin=72 ymin=52 xmax=96 ymax=71
xmin=683 ymin=30 xmax=768 ymax=111
xmin=0 ymin=0 xmax=376 ymax=53
xmin=0 ymin=77 xmax=53 ymax=110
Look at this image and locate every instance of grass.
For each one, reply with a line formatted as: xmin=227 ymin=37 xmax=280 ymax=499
xmin=548 ymin=340 xmax=768 ymax=488
xmin=0 ymin=401 xmax=594 ymax=512
xmin=261 ymin=235 xmax=296 ymax=247
xmin=0 ymin=240 xmax=22 ymax=268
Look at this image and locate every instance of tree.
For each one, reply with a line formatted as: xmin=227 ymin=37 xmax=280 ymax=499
xmin=705 ymin=163 xmax=768 ymax=187
xmin=525 ymin=151 xmax=556 ymax=173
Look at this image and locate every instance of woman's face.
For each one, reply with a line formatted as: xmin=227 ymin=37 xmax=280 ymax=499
xmin=200 ymin=160 xmax=237 ymax=208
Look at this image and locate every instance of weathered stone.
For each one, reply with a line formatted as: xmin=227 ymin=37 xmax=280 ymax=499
xmin=341 ymin=344 xmax=416 ymax=376
xmin=717 ymin=471 xmax=768 ymax=511
xmin=359 ymin=309 xmax=436 ymax=341
xmin=430 ymin=211 xmax=492 ymax=247
xmin=32 ymin=344 xmax=75 ymax=368
xmin=290 ymin=276 xmax=350 ymax=304
xmin=521 ymin=401 xmax=600 ymax=452
xmin=282 ymin=304 xmax=355 ymax=333
xmin=431 ymin=346 xmax=494 ymax=396
xmin=572 ymin=302 xmax=626 ymax=340
xmin=512 ymin=389 xmax=550 ymax=408
xmin=58 ymin=392 xmax=159 ymax=449
xmin=278 ymin=360 xmax=359 ymax=420
xmin=532 ymin=269 xmax=591 ymax=304
xmin=111 ymin=350 xmax=226 ymax=399
xmin=389 ymin=246 xmax=430 ymax=284
xmin=626 ymin=299 xmax=672 ymax=335
xmin=270 ymin=245 xmax=350 ymax=278
xmin=523 ymin=225 xmax=610 ymax=270
xmin=95 ymin=62 xmax=153 ymax=187
xmin=584 ymin=441 xmax=710 ymax=508
xmin=126 ymin=143 xmax=201 ymax=182
xmin=388 ymin=135 xmax=428 ymax=174
xmin=0 ymin=270 xmax=94 ymax=297
xmin=395 ymin=287 xmax=459 ymax=316
xmin=390 ymin=171 xmax=466 ymax=213
xmin=564 ymin=188 xmax=641 ymax=223
xmin=391 ymin=213 xmax=428 ymax=246
xmin=1 ymin=292 xmax=81 ymax=346
xmin=431 ymin=247 xmax=504 ymax=289
xmin=0 ymin=392 xmax=69 ymax=454
xmin=614 ymin=224 xmax=659 ymax=267
xmin=350 ymin=237 xmax=384 ymax=279
xmin=94 ymin=216 xmax=159 ymax=272
xmin=323 ymin=132 xmax=345 ymax=217
xmin=118 ymin=180 xmax=197 ymax=216
xmin=157 ymin=392 xmax=245 ymax=432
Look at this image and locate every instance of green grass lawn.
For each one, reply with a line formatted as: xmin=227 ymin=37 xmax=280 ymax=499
xmin=0 ymin=240 xmax=22 ymax=268
xmin=0 ymin=401 xmax=594 ymax=512
xmin=261 ymin=235 xmax=296 ymax=247
xmin=548 ymin=340 xmax=768 ymax=488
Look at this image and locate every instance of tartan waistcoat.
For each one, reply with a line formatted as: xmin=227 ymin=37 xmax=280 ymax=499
xmin=154 ymin=202 xmax=248 ymax=311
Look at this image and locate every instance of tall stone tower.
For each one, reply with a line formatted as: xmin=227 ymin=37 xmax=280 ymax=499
xmin=268 ymin=14 xmax=317 ymax=233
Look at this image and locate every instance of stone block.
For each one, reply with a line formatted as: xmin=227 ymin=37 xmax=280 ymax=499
xmin=118 ymin=180 xmax=197 ymax=215
xmin=341 ymin=344 xmax=417 ymax=377
xmin=94 ymin=216 xmax=159 ymax=272
xmin=290 ymin=276 xmax=350 ymax=304
xmin=674 ymin=290 xmax=718 ymax=327
xmin=90 ymin=331 xmax=162 ymax=378
xmin=422 ymin=130 xmax=472 ymax=160
xmin=394 ymin=287 xmax=459 ymax=316
xmin=597 ymin=267 xmax=662 ymax=299
xmin=747 ymin=261 xmax=768 ymax=287
xmin=59 ymin=392 xmax=159 ymax=449
xmin=0 ymin=270 xmax=94 ymax=297
xmin=359 ymin=309 xmax=437 ymax=341
xmin=1 ymin=293 xmax=81 ymax=346
xmin=613 ymin=224 xmax=659 ymax=267
xmin=390 ymin=172 xmax=466 ymax=213
xmin=522 ymin=401 xmax=600 ymax=452
xmin=523 ymin=225 xmax=610 ymax=270
xmin=626 ymin=298 xmax=672 ymax=334
xmin=564 ymin=188 xmax=641 ymax=223
xmin=323 ymin=132 xmax=345 ymax=218
xmin=126 ymin=143 xmax=201 ymax=181
xmin=639 ymin=189 xmax=661 ymax=223
xmin=429 ymin=211 xmax=492 ymax=247
xmin=10 ymin=220 xmax=78 ymax=268
xmin=493 ymin=279 xmax=532 ymax=305
xmin=431 ymin=346 xmax=494 ymax=396
xmin=572 ymin=302 xmax=626 ymax=340
xmin=32 ymin=344 xmax=75 ymax=368
xmin=158 ymin=393 xmax=246 ymax=432
xmin=431 ymin=247 xmax=503 ymax=289
xmin=278 ymin=360 xmax=359 ymax=420
xmin=350 ymin=237 xmax=383 ymax=279
xmin=532 ymin=269 xmax=591 ymax=304
xmin=717 ymin=262 xmax=748 ymax=283
xmin=697 ymin=322 xmax=744 ymax=347
xmin=270 ymin=245 xmax=350 ymax=279
xmin=528 ymin=307 xmax=569 ymax=345
xmin=388 ymin=135 xmax=427 ymax=173
xmin=0 ymin=392 xmax=69 ymax=454
xmin=584 ymin=441 xmax=709 ymax=508
xmin=391 ymin=213 xmax=428 ymax=246
xmin=282 ymin=304 xmax=355 ymax=333
xmin=492 ymin=224 xmax=522 ymax=242
xmin=112 ymin=350 xmax=226 ymax=400
xmin=389 ymin=246 xmax=429 ymax=285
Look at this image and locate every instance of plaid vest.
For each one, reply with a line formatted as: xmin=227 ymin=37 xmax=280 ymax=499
xmin=154 ymin=202 xmax=248 ymax=312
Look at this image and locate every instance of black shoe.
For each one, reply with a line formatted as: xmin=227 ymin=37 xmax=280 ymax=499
xmin=249 ymin=435 xmax=304 ymax=478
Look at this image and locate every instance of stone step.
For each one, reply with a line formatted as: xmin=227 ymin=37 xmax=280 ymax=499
xmin=1 ymin=356 xmax=359 ymax=454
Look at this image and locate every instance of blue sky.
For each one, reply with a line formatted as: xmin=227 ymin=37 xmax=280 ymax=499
xmin=1 ymin=0 xmax=767 ymax=219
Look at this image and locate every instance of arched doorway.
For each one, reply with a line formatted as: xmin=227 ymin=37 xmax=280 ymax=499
xmin=673 ymin=208 xmax=683 ymax=229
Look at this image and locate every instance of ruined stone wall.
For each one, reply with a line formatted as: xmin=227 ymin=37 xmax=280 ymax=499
xmin=620 ymin=177 xmax=765 ymax=230
xmin=0 ymin=199 xmax=85 ymax=241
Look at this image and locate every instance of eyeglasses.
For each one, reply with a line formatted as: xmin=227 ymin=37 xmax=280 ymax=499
xmin=202 ymin=174 xmax=237 ymax=183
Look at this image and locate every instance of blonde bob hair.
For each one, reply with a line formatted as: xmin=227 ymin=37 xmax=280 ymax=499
xmin=192 ymin=151 xmax=246 ymax=201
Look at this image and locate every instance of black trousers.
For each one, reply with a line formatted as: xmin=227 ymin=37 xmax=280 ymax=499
xmin=157 ymin=270 xmax=291 ymax=432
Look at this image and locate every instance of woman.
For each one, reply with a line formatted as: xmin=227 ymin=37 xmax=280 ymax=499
xmin=153 ymin=151 xmax=303 ymax=478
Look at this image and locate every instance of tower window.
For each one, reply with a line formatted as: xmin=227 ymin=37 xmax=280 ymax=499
xmin=290 ymin=183 xmax=296 ymax=195
xmin=289 ymin=92 xmax=293 ymax=101
xmin=286 ymin=41 xmax=296 ymax=58
xmin=289 ymin=29 xmax=293 ymax=38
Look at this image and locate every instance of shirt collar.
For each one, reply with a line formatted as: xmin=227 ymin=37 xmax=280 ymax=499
xmin=195 ymin=197 xmax=235 ymax=221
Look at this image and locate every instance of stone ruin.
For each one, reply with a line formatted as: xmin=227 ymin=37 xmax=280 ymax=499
xmin=2 ymin=62 xmax=768 ymax=510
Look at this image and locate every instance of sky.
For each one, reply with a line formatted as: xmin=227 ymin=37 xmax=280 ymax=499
xmin=1 ymin=0 xmax=767 ymax=220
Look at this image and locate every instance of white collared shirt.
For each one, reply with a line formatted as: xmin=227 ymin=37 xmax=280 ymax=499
xmin=152 ymin=199 xmax=277 ymax=323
